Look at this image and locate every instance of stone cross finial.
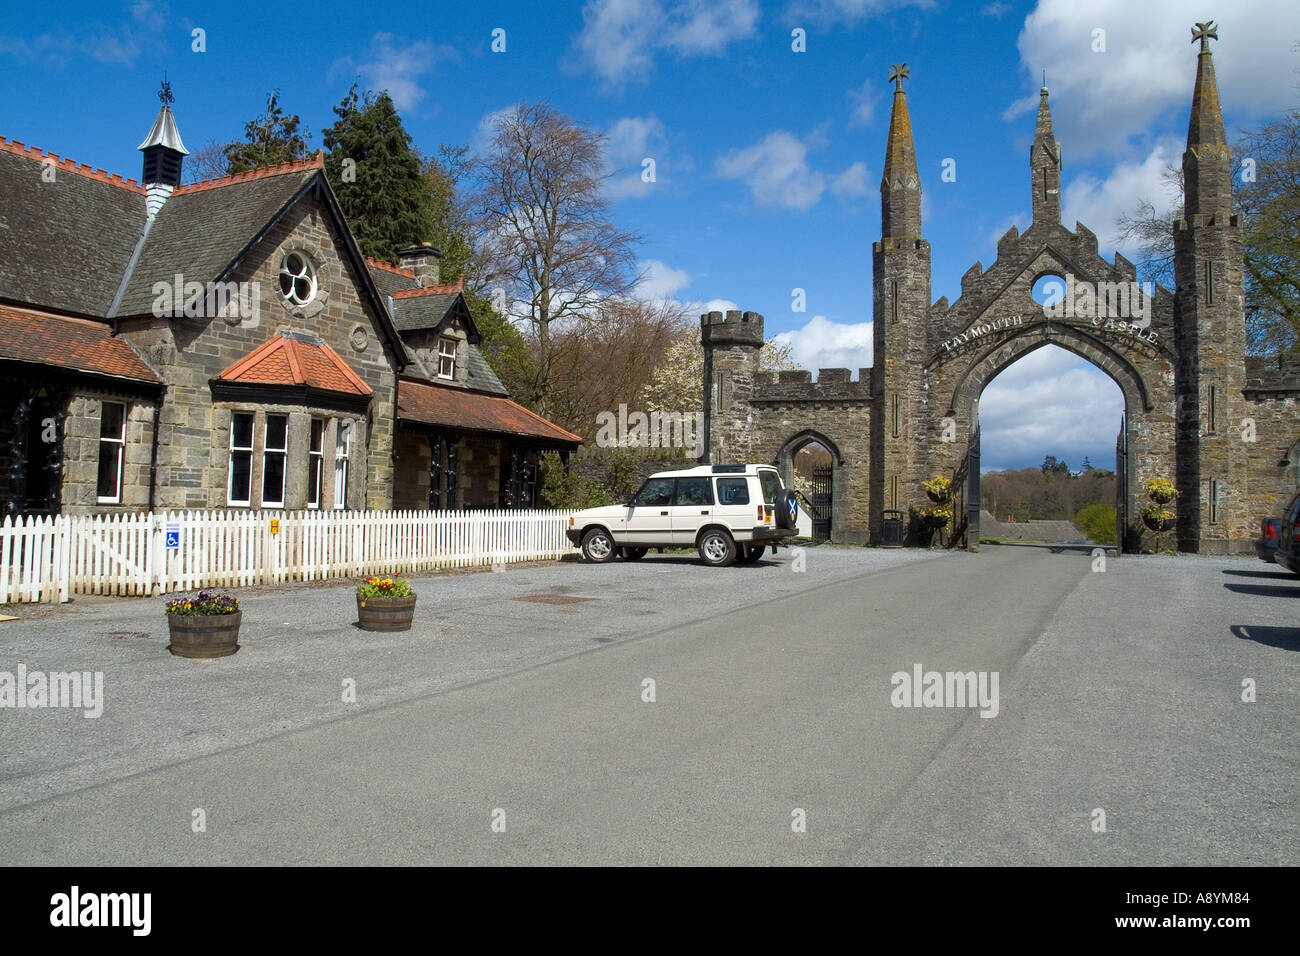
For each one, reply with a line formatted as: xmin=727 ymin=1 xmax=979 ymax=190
xmin=158 ymin=77 xmax=174 ymax=105
xmin=1190 ymin=21 xmax=1218 ymax=53
xmin=889 ymin=63 xmax=909 ymax=91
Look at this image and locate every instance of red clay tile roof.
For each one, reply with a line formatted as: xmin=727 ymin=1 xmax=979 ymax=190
xmin=0 ymin=136 xmax=146 ymax=192
xmin=392 ymin=277 xmax=464 ymax=299
xmin=174 ymin=153 xmax=325 ymax=195
xmin=365 ymin=256 xmax=417 ymax=280
xmin=218 ymin=331 xmax=371 ymax=396
xmin=0 ymin=304 xmax=161 ymax=384
xmin=398 ymin=378 xmax=581 ymax=445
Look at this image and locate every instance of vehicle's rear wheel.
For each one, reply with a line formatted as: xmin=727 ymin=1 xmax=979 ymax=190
xmin=581 ymin=528 xmax=617 ymax=563
xmin=619 ymin=547 xmax=648 ymax=560
xmin=735 ymin=544 xmax=763 ymax=563
xmin=697 ymin=529 xmax=737 ymax=567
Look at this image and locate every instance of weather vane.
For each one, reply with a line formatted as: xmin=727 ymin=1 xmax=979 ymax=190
xmin=1190 ymin=21 xmax=1218 ymax=53
xmin=888 ymin=63 xmax=909 ymax=91
xmin=158 ymin=75 xmax=174 ymax=105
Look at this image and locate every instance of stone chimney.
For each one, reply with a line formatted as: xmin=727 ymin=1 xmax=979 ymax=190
xmin=397 ymin=244 xmax=442 ymax=287
xmin=138 ymin=80 xmax=188 ymax=220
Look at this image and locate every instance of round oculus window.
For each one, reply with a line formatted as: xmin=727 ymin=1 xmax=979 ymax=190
xmin=279 ymin=252 xmax=317 ymax=306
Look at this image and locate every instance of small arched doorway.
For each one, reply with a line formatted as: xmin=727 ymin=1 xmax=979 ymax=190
xmin=778 ymin=430 xmax=842 ymax=543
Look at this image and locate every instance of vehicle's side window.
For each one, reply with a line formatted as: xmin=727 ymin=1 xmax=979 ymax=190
xmin=633 ymin=478 xmax=676 ymax=507
xmin=674 ymin=477 xmax=713 ymax=507
xmin=759 ymin=470 xmax=782 ymax=505
xmin=716 ymin=477 xmax=749 ymax=505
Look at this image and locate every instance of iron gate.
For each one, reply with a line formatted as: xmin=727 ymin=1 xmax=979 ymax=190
xmin=1115 ymin=416 xmax=1127 ymax=554
xmin=809 ymin=465 xmax=832 ymax=544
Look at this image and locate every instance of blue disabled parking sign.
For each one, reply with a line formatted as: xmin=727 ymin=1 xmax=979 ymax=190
xmin=165 ymin=524 xmax=180 ymax=549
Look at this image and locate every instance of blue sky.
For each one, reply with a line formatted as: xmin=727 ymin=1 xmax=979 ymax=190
xmin=3 ymin=0 xmax=1297 ymax=471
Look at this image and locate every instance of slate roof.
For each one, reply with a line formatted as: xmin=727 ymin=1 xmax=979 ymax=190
xmin=398 ymin=377 xmax=580 ymax=445
xmin=115 ymin=159 xmax=323 ymax=317
xmin=0 ymin=303 xmax=161 ymax=385
xmin=0 ymin=139 xmax=147 ymax=317
xmin=217 ymin=330 xmax=371 ymax=397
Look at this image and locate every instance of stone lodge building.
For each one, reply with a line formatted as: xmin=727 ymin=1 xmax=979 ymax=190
xmin=701 ymin=29 xmax=1300 ymax=554
xmin=0 ymin=93 xmax=579 ymax=518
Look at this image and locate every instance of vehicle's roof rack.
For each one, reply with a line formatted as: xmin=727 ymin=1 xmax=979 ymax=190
xmin=711 ymin=465 xmax=746 ymax=473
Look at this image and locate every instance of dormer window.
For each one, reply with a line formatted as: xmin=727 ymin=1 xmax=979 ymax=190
xmin=438 ymin=337 xmax=456 ymax=380
xmin=279 ymin=252 xmax=317 ymax=306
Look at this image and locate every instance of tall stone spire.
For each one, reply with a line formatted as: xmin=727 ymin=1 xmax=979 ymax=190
xmin=881 ymin=63 xmax=921 ymax=239
xmin=1183 ymin=21 xmax=1231 ymax=216
xmin=1030 ymin=85 xmax=1061 ymax=224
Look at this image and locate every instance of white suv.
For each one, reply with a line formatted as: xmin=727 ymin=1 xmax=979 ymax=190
xmin=566 ymin=464 xmax=799 ymax=567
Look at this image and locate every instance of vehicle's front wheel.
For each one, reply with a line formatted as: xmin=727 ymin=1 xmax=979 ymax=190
xmin=581 ymin=528 xmax=618 ymax=563
xmin=619 ymin=547 xmax=648 ymax=560
xmin=697 ymin=529 xmax=737 ymax=567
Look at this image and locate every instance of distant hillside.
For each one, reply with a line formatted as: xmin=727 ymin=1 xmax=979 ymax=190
xmin=981 ymin=463 xmax=1116 ymax=523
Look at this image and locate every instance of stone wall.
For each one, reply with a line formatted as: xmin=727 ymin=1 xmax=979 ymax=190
xmin=118 ymin=192 xmax=398 ymax=511
xmin=59 ymin=393 xmax=155 ymax=514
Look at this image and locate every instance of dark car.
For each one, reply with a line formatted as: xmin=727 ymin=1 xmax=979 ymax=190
xmin=1257 ymin=517 xmax=1283 ymax=562
xmin=1274 ymin=492 xmax=1300 ymax=576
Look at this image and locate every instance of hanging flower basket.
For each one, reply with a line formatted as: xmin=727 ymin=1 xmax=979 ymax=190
xmin=1142 ymin=506 xmax=1176 ymax=533
xmin=1145 ymin=478 xmax=1178 ymax=505
xmin=922 ymin=476 xmax=952 ymax=504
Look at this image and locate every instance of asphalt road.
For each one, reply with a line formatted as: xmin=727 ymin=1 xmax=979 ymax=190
xmin=1 ymin=544 xmax=1296 ymax=865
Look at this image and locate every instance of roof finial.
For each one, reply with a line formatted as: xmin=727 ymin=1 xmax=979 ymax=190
xmin=1191 ymin=20 xmax=1218 ymax=54
xmin=1042 ymin=69 xmax=1047 ymax=92
xmin=158 ymin=75 xmax=174 ymax=106
xmin=888 ymin=63 xmax=909 ymax=92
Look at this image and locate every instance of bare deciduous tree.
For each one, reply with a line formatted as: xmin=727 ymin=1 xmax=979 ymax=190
xmin=474 ymin=102 xmax=641 ymax=416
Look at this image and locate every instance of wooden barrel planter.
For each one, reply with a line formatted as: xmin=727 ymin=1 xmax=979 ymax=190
xmin=357 ymin=595 xmax=417 ymax=632
xmin=167 ymin=611 xmax=242 ymax=659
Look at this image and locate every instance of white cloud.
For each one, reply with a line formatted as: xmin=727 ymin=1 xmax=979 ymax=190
xmin=717 ymin=133 xmax=825 ymax=210
xmin=334 ymin=34 xmax=459 ymax=112
xmin=637 ymin=259 xmax=692 ymax=300
xmin=0 ymin=2 xmax=167 ymax=66
xmin=573 ymin=0 xmax=758 ymax=86
xmin=717 ymin=131 xmax=853 ymax=211
xmin=979 ymin=345 xmax=1125 ymax=470
xmin=789 ymin=0 xmax=934 ymax=26
xmin=604 ymin=115 xmax=678 ymax=199
xmin=472 ymin=106 xmax=518 ymax=154
xmin=1008 ymin=0 xmax=1300 ymax=157
xmin=1061 ymin=140 xmax=1181 ymax=256
xmin=847 ymin=78 xmax=877 ymax=127
xmin=831 ymin=161 xmax=871 ymax=199
xmin=980 ymin=1 xmax=1012 ymax=17
xmin=772 ymin=315 xmax=874 ymax=373
xmin=682 ymin=298 xmax=741 ymax=316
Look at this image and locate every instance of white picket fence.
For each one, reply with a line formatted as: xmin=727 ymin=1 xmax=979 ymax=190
xmin=0 ymin=509 xmax=577 ymax=604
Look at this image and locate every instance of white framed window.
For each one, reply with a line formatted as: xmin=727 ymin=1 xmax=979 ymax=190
xmin=278 ymin=252 xmax=317 ymax=306
xmin=307 ymin=418 xmax=324 ymax=509
xmin=96 ymin=401 xmax=126 ymax=504
xmin=334 ymin=420 xmax=351 ymax=510
xmin=438 ymin=337 xmax=456 ymax=379
xmin=262 ymin=414 xmax=288 ymax=508
xmin=228 ymin=412 xmax=254 ymax=506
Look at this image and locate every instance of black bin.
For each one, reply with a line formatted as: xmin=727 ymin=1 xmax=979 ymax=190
xmin=882 ymin=510 xmax=904 ymax=548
